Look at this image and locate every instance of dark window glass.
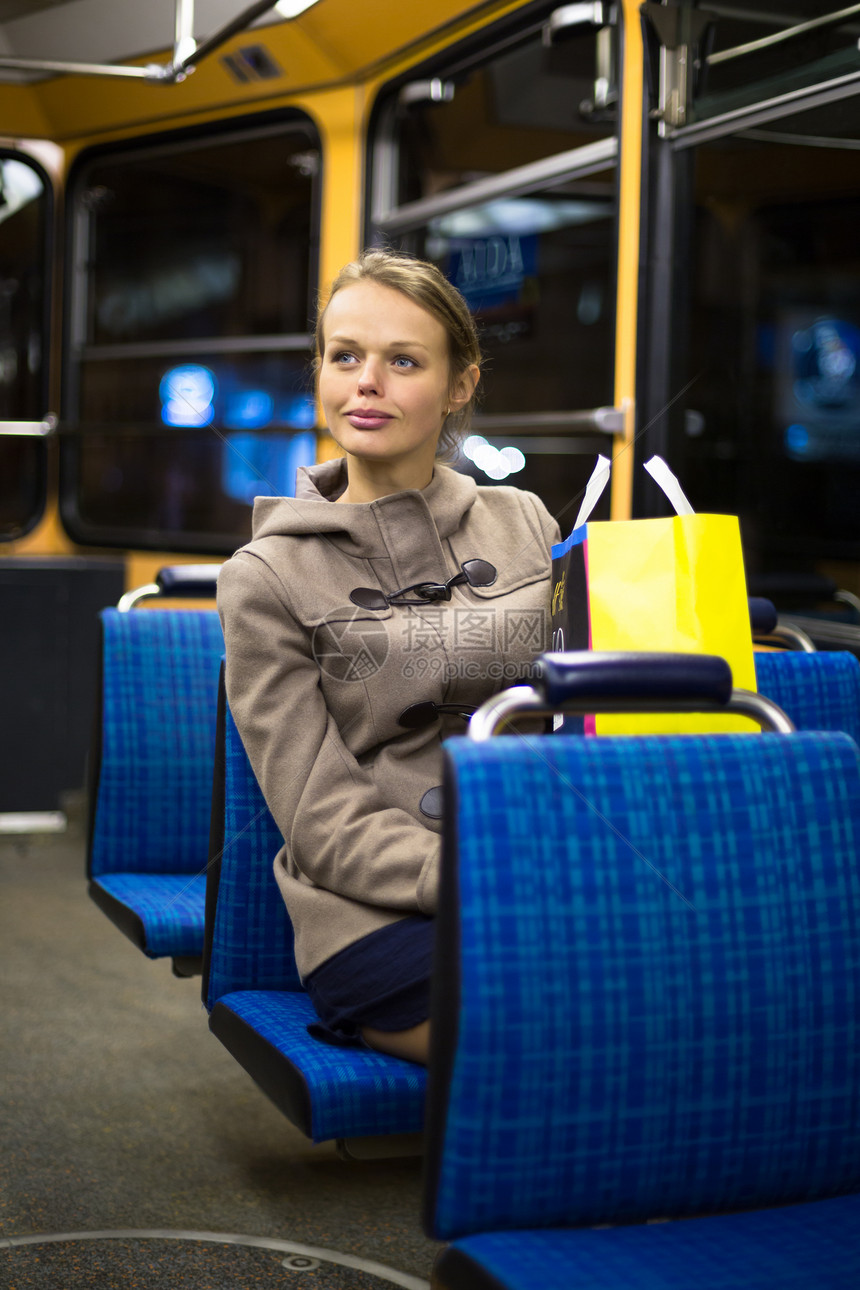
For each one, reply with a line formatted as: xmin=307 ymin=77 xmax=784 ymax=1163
xmin=662 ymin=109 xmax=860 ymax=567
xmin=391 ymin=20 xmax=615 ymax=207
xmin=63 ymin=117 xmax=319 ymax=551
xmin=690 ymin=2 xmax=860 ymax=126
xmin=70 ymin=350 xmax=315 ymax=551
xmin=0 ymin=156 xmax=47 ymax=420
xmin=413 ymin=188 xmax=616 ymax=417
xmin=83 ymin=132 xmax=316 ymax=344
xmin=0 ymin=154 xmax=50 ymax=541
xmin=77 ymin=352 xmax=315 ymax=432
xmin=0 ymin=440 xmax=46 ymax=539
xmin=74 ymin=428 xmax=316 ymax=551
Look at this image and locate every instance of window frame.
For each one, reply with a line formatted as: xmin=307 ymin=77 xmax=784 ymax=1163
xmin=654 ymin=1 xmax=860 ymax=147
xmin=59 ymin=107 xmax=321 ymax=553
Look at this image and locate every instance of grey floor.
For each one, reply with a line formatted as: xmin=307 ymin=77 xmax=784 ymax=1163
xmin=0 ymin=819 xmax=440 ymax=1288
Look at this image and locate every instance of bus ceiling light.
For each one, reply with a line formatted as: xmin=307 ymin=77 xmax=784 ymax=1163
xmin=274 ymin=0 xmax=321 ymax=16
xmin=0 ymin=0 xmax=320 ymax=86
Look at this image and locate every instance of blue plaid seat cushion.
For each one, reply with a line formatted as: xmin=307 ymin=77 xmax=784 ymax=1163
xmin=211 ymin=990 xmax=427 ymax=1142
xmin=90 ymin=873 xmax=207 ymax=957
xmin=754 ymin=649 xmax=860 ymax=743
xmin=204 ymin=692 xmax=300 ymax=1006
xmin=437 ymin=1192 xmax=860 ymax=1290
xmin=428 ymin=731 xmax=860 ymax=1238
xmin=91 ymin=609 xmax=224 ymax=879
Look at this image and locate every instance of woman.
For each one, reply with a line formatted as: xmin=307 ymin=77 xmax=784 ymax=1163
xmin=218 ymin=250 xmax=560 ymax=1065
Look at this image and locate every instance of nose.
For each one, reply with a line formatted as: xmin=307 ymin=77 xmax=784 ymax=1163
xmin=357 ymin=355 xmax=383 ymax=395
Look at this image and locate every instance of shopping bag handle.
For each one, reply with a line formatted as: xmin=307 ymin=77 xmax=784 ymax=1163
xmin=572 ymin=454 xmax=694 ymax=531
xmin=468 ymin=651 xmax=796 ymax=740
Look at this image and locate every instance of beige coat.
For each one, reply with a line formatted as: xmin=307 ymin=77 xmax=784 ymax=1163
xmin=218 ymin=458 xmax=560 ymax=978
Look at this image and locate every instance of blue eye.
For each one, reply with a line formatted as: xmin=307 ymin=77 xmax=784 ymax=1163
xmin=332 ymin=351 xmax=357 ymax=364
xmin=393 ymin=355 xmax=417 ymax=369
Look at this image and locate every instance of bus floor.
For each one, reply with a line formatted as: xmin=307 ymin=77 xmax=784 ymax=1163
xmin=0 ymin=821 xmax=437 ymax=1290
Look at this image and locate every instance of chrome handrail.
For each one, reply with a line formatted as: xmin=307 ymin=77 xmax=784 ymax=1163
xmin=0 ymin=416 xmax=57 ymax=437
xmin=117 ymin=584 xmax=160 ymax=612
xmin=468 ymin=684 xmax=795 ymax=741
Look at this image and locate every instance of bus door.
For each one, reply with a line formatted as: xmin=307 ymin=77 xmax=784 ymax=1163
xmin=638 ymin=1 xmax=860 ymax=588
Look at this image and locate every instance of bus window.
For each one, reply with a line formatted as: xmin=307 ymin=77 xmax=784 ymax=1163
xmin=369 ymin=3 xmax=619 ymax=525
xmin=380 ymin=10 xmax=616 ymax=208
xmin=62 ymin=117 xmax=320 ymax=552
xmin=0 ymin=153 xmax=50 ymax=541
xmin=640 ymin=4 xmax=860 ymax=572
xmin=682 ymin=2 xmax=860 ymax=134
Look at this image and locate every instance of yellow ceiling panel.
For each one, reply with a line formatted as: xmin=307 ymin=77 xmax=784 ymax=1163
xmin=29 ymin=24 xmax=341 ymax=140
xmin=0 ymin=81 xmax=53 ymax=137
xmin=6 ymin=0 xmax=523 ymax=143
xmin=297 ymin=0 xmax=500 ymax=72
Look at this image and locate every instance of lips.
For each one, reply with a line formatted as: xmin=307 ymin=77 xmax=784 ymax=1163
xmin=345 ymin=409 xmax=394 ymax=430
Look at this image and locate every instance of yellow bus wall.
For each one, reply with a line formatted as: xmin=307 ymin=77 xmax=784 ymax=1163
xmin=2 ymin=0 xmax=637 ymax=568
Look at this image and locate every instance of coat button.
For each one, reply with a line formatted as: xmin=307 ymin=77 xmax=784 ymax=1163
xmin=399 ymin=701 xmax=439 ymax=729
xmin=350 ymin=587 xmax=388 ymax=610
xmin=419 ymin=786 xmax=444 ymax=819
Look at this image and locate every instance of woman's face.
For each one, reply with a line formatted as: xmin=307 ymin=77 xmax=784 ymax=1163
xmin=319 ymin=279 xmax=470 ymax=479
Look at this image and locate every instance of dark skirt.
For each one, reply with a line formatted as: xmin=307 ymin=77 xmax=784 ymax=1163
xmin=303 ymin=915 xmax=435 ymax=1048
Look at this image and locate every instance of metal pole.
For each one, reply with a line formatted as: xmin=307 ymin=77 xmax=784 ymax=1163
xmin=0 ymin=416 xmax=57 ymax=437
xmin=174 ymin=0 xmax=197 ymax=68
xmin=0 ymin=57 xmax=153 ymax=78
xmin=707 ymin=2 xmax=860 ymax=66
xmin=0 ymin=0 xmax=281 ymax=82
xmin=178 ymin=0 xmax=280 ymax=72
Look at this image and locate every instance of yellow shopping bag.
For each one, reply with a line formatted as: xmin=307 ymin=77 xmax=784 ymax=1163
xmin=550 ymin=456 xmax=758 ymax=734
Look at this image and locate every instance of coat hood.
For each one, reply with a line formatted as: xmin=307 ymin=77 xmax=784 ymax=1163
xmin=248 ymin=457 xmax=479 ymax=558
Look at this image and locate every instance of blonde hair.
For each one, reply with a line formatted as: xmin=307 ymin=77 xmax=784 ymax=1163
xmin=316 ymin=249 xmax=482 ymax=459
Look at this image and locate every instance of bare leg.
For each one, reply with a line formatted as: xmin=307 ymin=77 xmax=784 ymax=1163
xmin=361 ymin=1020 xmax=430 ymax=1065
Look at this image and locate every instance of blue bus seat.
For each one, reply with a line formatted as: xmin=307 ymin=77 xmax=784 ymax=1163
xmin=202 ymin=668 xmax=427 ymax=1149
xmin=425 ymin=728 xmax=860 ymax=1287
xmin=749 ymin=595 xmax=815 ymax=651
xmin=118 ymin=563 xmax=222 ymax=611
xmin=549 ymin=649 xmax=860 ymax=742
xmin=435 ymin=1195 xmax=860 ymax=1290
xmin=747 ymin=575 xmax=860 ymax=659
xmin=87 ymin=607 xmax=224 ymax=972
xmin=755 ymin=648 xmax=860 ymax=745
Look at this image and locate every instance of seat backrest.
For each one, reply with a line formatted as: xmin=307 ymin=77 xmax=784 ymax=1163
xmin=203 ymin=667 xmax=300 ymax=1011
xmin=89 ymin=608 xmax=224 ymax=877
xmin=424 ymin=730 xmax=860 ymax=1240
xmin=755 ymin=649 xmax=860 ymax=744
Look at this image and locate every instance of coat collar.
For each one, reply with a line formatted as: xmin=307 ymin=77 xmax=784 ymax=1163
xmin=250 ymin=458 xmax=478 ymax=559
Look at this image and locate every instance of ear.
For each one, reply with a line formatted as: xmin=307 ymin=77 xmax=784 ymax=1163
xmin=449 ymin=364 xmax=480 ymax=411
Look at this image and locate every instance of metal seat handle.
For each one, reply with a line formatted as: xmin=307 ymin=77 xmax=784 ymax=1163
xmin=117 ymin=564 xmax=222 ymax=611
xmin=468 ymin=651 xmax=795 ymax=739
